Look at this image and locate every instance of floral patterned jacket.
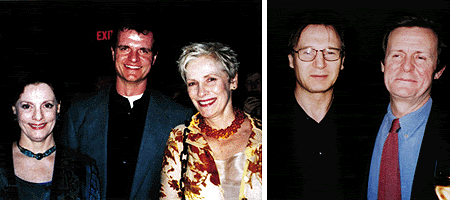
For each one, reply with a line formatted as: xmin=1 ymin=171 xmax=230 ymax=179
xmin=160 ymin=112 xmax=262 ymax=200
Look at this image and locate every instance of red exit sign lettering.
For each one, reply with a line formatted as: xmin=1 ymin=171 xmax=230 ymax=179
xmin=97 ymin=30 xmax=113 ymax=41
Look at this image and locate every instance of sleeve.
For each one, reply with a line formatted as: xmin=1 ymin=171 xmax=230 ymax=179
xmin=60 ymin=104 xmax=80 ymax=149
xmin=160 ymin=126 xmax=185 ymax=200
xmin=85 ymin=159 xmax=101 ymax=200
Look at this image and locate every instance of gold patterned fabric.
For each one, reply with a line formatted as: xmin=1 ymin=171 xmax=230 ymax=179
xmin=160 ymin=112 xmax=262 ymax=200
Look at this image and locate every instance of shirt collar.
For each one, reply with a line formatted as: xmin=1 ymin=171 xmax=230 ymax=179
xmin=386 ymin=98 xmax=432 ymax=136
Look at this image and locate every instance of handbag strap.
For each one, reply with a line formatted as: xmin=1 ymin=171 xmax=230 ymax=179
xmin=180 ymin=123 xmax=190 ymax=200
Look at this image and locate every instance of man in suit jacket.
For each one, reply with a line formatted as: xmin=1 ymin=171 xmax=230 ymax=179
xmin=62 ymin=23 xmax=192 ymax=199
xmin=367 ymin=16 xmax=448 ymax=200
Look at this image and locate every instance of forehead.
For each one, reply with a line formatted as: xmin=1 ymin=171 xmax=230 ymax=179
xmin=20 ymin=83 xmax=55 ymax=101
xmin=186 ymin=56 xmax=226 ymax=77
xmin=387 ymin=27 xmax=438 ymax=52
xmin=297 ymin=24 xmax=341 ymax=48
xmin=118 ymin=29 xmax=154 ymax=47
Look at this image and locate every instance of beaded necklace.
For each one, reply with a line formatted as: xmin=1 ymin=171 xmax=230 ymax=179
xmin=198 ymin=109 xmax=245 ymax=139
xmin=17 ymin=142 xmax=56 ymax=160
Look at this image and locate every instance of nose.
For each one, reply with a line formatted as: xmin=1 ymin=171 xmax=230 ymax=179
xmin=401 ymin=55 xmax=414 ymax=72
xmin=197 ymin=84 xmax=207 ymax=97
xmin=32 ymin=107 xmax=43 ymax=121
xmin=128 ymin=50 xmax=140 ymax=63
xmin=313 ymin=51 xmax=326 ymax=69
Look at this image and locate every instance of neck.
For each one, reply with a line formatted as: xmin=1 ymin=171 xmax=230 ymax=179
xmin=390 ymin=95 xmax=430 ymax=118
xmin=18 ymin=135 xmax=55 ymax=154
xmin=294 ymin=86 xmax=333 ymax=123
xmin=116 ymin=77 xmax=147 ymax=96
xmin=203 ymin=105 xmax=236 ymax=130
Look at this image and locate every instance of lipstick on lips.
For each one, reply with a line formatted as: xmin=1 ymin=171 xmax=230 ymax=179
xmin=29 ymin=123 xmax=47 ymax=130
xmin=198 ymin=98 xmax=216 ymax=107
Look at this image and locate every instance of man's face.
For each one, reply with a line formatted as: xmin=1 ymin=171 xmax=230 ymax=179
xmin=382 ymin=27 xmax=445 ymax=101
xmin=288 ymin=24 xmax=344 ymax=94
xmin=111 ymin=29 xmax=157 ymax=84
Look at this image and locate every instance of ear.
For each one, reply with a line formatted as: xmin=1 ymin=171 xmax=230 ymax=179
xmin=12 ymin=106 xmax=16 ymax=115
xmin=111 ymin=47 xmax=116 ymax=62
xmin=57 ymin=102 xmax=61 ymax=114
xmin=434 ymin=66 xmax=446 ymax=79
xmin=340 ymin=56 xmax=345 ymax=70
xmin=288 ymin=54 xmax=295 ymax=69
xmin=151 ymin=53 xmax=157 ymax=65
xmin=381 ymin=61 xmax=385 ymax=73
xmin=230 ymin=73 xmax=238 ymax=90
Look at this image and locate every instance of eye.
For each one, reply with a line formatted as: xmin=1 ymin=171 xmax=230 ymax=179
xmin=187 ymin=82 xmax=196 ymax=87
xmin=300 ymin=48 xmax=314 ymax=55
xmin=417 ymin=55 xmax=427 ymax=60
xmin=44 ymin=103 xmax=54 ymax=109
xmin=21 ymin=104 xmax=30 ymax=109
xmin=118 ymin=45 xmax=130 ymax=52
xmin=207 ymin=77 xmax=217 ymax=82
xmin=139 ymin=48 xmax=152 ymax=54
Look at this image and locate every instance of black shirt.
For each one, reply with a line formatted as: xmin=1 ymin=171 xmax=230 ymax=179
xmin=268 ymin=91 xmax=371 ymax=200
xmin=106 ymin=88 xmax=151 ymax=199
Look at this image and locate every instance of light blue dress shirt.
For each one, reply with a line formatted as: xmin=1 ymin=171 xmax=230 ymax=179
xmin=368 ymin=98 xmax=432 ymax=200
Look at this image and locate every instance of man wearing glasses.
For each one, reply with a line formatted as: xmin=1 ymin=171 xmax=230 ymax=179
xmin=288 ymin=25 xmax=344 ymax=123
xmin=268 ymin=12 xmax=369 ymax=199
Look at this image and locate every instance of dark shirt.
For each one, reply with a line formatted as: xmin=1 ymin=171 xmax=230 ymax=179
xmin=0 ymin=145 xmax=100 ymax=199
xmin=107 ymin=88 xmax=151 ymax=199
xmin=268 ymin=91 xmax=372 ymax=200
xmin=16 ymin=177 xmax=51 ymax=200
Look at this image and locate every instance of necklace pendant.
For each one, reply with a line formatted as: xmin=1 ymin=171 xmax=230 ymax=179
xmin=36 ymin=153 xmax=44 ymax=160
xmin=16 ymin=142 xmax=56 ymax=161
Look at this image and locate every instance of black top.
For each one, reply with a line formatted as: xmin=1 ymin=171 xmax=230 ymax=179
xmin=107 ymin=87 xmax=151 ymax=199
xmin=0 ymin=143 xmax=100 ymax=199
xmin=16 ymin=176 xmax=51 ymax=200
xmin=268 ymin=91 xmax=375 ymax=200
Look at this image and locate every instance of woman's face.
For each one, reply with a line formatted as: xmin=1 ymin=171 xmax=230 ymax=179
xmin=185 ymin=56 xmax=237 ymax=120
xmin=13 ymin=83 xmax=60 ymax=143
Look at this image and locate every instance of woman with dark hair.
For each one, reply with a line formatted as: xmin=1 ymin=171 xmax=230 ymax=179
xmin=0 ymin=75 xmax=100 ymax=199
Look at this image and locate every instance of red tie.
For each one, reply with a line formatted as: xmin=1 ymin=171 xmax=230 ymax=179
xmin=378 ymin=118 xmax=401 ymax=200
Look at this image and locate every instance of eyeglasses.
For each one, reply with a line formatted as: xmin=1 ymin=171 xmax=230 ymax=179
xmin=292 ymin=47 xmax=343 ymax=62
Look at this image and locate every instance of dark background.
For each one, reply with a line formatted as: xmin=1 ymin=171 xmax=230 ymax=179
xmin=267 ymin=2 xmax=450 ymax=199
xmin=1 ymin=0 xmax=261 ymax=100
xmin=0 ymin=1 xmax=261 ymax=142
xmin=268 ymin=2 xmax=450 ymax=107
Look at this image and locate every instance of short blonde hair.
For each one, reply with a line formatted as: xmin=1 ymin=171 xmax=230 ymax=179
xmin=177 ymin=42 xmax=239 ymax=84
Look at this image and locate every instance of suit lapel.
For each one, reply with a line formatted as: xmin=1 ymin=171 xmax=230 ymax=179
xmin=81 ymin=88 xmax=110 ymax=199
xmin=129 ymin=92 xmax=170 ymax=199
xmin=410 ymin=103 xmax=450 ymax=200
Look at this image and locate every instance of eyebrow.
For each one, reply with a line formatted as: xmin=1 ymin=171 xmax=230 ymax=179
xmin=18 ymin=100 xmax=56 ymax=104
xmin=389 ymin=49 xmax=430 ymax=54
xmin=299 ymin=46 xmax=341 ymax=50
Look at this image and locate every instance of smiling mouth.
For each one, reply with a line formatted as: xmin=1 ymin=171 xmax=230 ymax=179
xmin=396 ymin=78 xmax=417 ymax=82
xmin=198 ymin=98 xmax=216 ymax=107
xmin=311 ymin=75 xmax=328 ymax=78
xmin=125 ymin=65 xmax=142 ymax=69
xmin=29 ymin=123 xmax=47 ymax=130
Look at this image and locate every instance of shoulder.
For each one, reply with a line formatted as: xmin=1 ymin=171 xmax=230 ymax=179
xmin=56 ymin=146 xmax=96 ymax=167
xmin=68 ymin=87 xmax=110 ymax=111
xmin=149 ymin=89 xmax=194 ymax=117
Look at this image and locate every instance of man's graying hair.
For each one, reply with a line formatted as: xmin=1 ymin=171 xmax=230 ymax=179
xmin=382 ymin=15 xmax=447 ymax=73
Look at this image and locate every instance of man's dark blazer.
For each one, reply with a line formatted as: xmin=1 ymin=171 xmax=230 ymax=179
xmin=367 ymin=99 xmax=450 ymax=200
xmin=61 ymin=86 xmax=193 ymax=199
